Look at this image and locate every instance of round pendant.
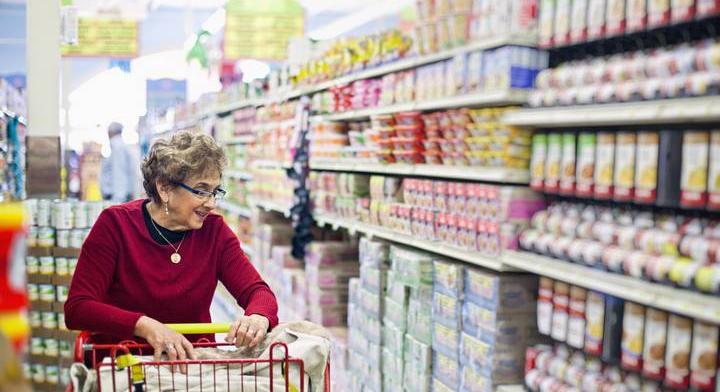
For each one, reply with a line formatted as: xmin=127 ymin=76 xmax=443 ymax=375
xmin=170 ymin=253 xmax=181 ymax=264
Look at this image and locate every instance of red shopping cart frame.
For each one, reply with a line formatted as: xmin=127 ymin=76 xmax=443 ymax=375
xmin=70 ymin=332 xmax=331 ymax=392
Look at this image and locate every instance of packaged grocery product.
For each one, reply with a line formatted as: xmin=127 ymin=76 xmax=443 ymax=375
xmin=538 ymin=277 xmax=554 ymax=336
xmin=545 ymin=133 xmax=562 ymax=192
xmin=634 ymin=132 xmax=660 ymax=203
xmin=433 ymin=291 xmax=463 ymax=330
xmin=601 ymin=295 xmax=624 ymax=364
xmin=570 ymin=0 xmax=589 ymax=42
xmin=671 ymin=0 xmax=696 ymax=22
xmin=554 ymin=0 xmax=572 ymax=45
xmin=709 ymin=132 xmax=720 ymax=210
xmin=559 ymin=132 xmax=577 ymax=194
xmin=680 ymin=131 xmax=710 ymax=208
xmin=584 ymin=291 xmax=605 ymax=356
xmin=576 ymin=133 xmax=597 ymax=197
xmin=613 ymin=132 xmax=636 ymax=201
xmin=464 ymin=269 xmax=537 ymax=312
xmin=433 ymin=351 xmax=461 ymax=389
xmin=627 ymin=0 xmax=649 ymax=30
xmin=606 ymin=0 xmax=627 ymax=35
xmin=690 ymin=320 xmax=719 ymax=391
xmin=698 ymin=0 xmax=720 ymax=15
xmin=567 ymin=286 xmax=587 ymax=349
xmin=540 ymin=0 xmax=557 ymax=47
xmin=587 ymin=0 xmax=608 ymax=38
xmin=665 ymin=314 xmax=693 ymax=389
xmin=648 ymin=0 xmax=672 ymax=26
xmin=621 ymin=302 xmax=646 ymax=372
xmin=551 ymin=281 xmax=570 ymax=342
xmin=594 ymin=132 xmax=616 ymax=199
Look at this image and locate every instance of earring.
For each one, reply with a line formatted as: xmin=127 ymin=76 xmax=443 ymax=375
xmin=164 ymin=202 xmax=169 ymax=215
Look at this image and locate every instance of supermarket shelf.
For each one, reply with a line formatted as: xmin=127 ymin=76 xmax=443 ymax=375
xmin=315 ymin=214 xmax=516 ymax=272
xmin=202 ymin=35 xmax=537 ymax=118
xmin=310 ymin=160 xmax=530 ymax=184
xmin=250 ymin=198 xmax=292 ymax=217
xmin=225 ymin=170 xmax=253 ymax=181
xmin=292 ymin=34 xmax=538 ymax=98
xmin=502 ymin=250 xmax=720 ymax=324
xmin=224 ymin=134 xmax=255 ymax=145
xmin=503 ymin=96 xmax=720 ymax=128
xmin=216 ymin=200 xmax=253 ymax=218
xmin=311 ymin=90 xmax=529 ymax=122
xmin=251 ymin=159 xmax=292 ymax=170
xmin=254 ymin=119 xmax=296 ymax=131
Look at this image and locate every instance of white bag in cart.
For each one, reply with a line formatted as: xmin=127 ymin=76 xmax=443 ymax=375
xmin=71 ymin=322 xmax=331 ymax=392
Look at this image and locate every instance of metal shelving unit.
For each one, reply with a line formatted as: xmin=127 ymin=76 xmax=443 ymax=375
xmin=502 ymin=251 xmax=720 ymax=324
xmin=310 ymin=161 xmax=530 ymax=184
xmin=312 ymin=90 xmax=529 ymax=122
xmin=503 ymin=96 xmax=720 ymax=128
xmin=315 ymin=214 xmax=515 ymax=272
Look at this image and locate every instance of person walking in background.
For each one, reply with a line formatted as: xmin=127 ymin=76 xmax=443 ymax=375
xmin=101 ymin=122 xmax=138 ymax=202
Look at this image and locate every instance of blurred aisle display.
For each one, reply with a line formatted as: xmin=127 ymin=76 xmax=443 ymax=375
xmin=7 ymin=0 xmax=720 ymax=391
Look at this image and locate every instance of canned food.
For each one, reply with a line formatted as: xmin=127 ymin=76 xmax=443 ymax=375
xmin=26 ymin=256 xmax=39 ymax=274
xmin=37 ymin=227 xmax=55 ymax=248
xmin=37 ymin=199 xmax=50 ymax=227
xmin=30 ymin=337 xmax=44 ymax=355
xmin=29 ymin=311 xmax=41 ymax=328
xmin=31 ymin=364 xmax=45 ymax=383
xmin=70 ymin=229 xmax=84 ymax=249
xmin=45 ymin=365 xmax=59 ymax=384
xmin=22 ymin=362 xmax=31 ymax=380
xmin=74 ymin=201 xmax=88 ymax=228
xmin=58 ymin=312 xmax=66 ymax=331
xmin=60 ymin=367 xmax=71 ymax=386
xmin=39 ymin=284 xmax=55 ymax=302
xmin=53 ymin=200 xmax=73 ymax=230
xmin=68 ymin=258 xmax=78 ymax=274
xmin=55 ymin=257 xmax=69 ymax=276
xmin=24 ymin=199 xmax=38 ymax=226
xmin=56 ymin=286 xmax=69 ymax=302
xmin=39 ymin=256 xmax=54 ymax=275
xmin=56 ymin=229 xmax=70 ymax=248
xmin=27 ymin=284 xmax=39 ymax=301
xmin=41 ymin=311 xmax=57 ymax=329
xmin=27 ymin=226 xmax=38 ymax=247
xmin=59 ymin=340 xmax=72 ymax=358
xmin=44 ymin=339 xmax=59 ymax=357
xmin=87 ymin=202 xmax=104 ymax=225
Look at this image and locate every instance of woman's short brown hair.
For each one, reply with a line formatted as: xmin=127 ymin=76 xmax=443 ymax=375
xmin=141 ymin=131 xmax=226 ymax=202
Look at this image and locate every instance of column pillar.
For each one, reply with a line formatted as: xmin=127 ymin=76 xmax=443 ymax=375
xmin=26 ymin=0 xmax=61 ymax=198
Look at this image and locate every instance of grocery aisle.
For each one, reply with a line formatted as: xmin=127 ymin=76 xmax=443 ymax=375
xmin=8 ymin=0 xmax=720 ymax=391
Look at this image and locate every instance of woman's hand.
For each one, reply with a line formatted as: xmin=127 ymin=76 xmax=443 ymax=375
xmin=134 ymin=316 xmax=196 ymax=373
xmin=225 ymin=314 xmax=270 ymax=348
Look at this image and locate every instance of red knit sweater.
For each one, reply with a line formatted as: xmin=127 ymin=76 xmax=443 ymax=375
xmin=64 ymin=200 xmax=278 ymax=342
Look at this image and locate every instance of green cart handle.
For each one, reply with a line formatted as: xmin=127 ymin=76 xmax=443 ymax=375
xmin=165 ymin=323 xmax=232 ymax=335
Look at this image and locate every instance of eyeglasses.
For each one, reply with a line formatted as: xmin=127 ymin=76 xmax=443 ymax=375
xmin=175 ymin=182 xmax=227 ymax=202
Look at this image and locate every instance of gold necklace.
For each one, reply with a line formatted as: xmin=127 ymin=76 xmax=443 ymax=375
xmin=149 ymin=213 xmax=186 ymax=264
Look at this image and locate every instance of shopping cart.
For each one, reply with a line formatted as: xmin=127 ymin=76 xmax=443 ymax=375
xmin=68 ymin=323 xmax=331 ymax=392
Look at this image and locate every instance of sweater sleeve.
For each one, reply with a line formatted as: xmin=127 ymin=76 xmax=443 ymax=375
xmin=64 ymin=209 xmax=144 ymax=338
xmin=217 ymin=221 xmax=279 ymax=330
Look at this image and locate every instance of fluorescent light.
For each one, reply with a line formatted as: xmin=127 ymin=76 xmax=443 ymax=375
xmin=307 ymin=0 xmax=413 ymax=40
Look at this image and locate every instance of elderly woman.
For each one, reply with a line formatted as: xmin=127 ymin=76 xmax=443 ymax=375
xmin=65 ymin=132 xmax=277 ymax=364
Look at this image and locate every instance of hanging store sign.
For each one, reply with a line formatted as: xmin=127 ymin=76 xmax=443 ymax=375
xmin=61 ymin=18 xmax=138 ymax=58
xmin=223 ymin=0 xmax=304 ymax=61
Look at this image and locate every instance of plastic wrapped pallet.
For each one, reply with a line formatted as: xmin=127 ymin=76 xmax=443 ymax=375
xmin=390 ymin=246 xmax=434 ymax=288
xmin=407 ymin=283 xmax=434 ymax=346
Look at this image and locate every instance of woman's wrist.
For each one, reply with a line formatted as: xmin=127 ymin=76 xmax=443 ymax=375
xmin=133 ymin=315 xmax=151 ymax=337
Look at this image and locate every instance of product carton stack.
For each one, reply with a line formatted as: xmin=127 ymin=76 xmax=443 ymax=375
xmin=459 ymin=269 xmax=542 ymax=390
xmin=305 ymin=240 xmax=359 ymax=328
xmin=347 ymin=237 xmax=390 ymax=392
xmin=392 ymin=246 xmax=435 ymax=392
xmin=431 ymin=260 xmax=465 ymax=391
